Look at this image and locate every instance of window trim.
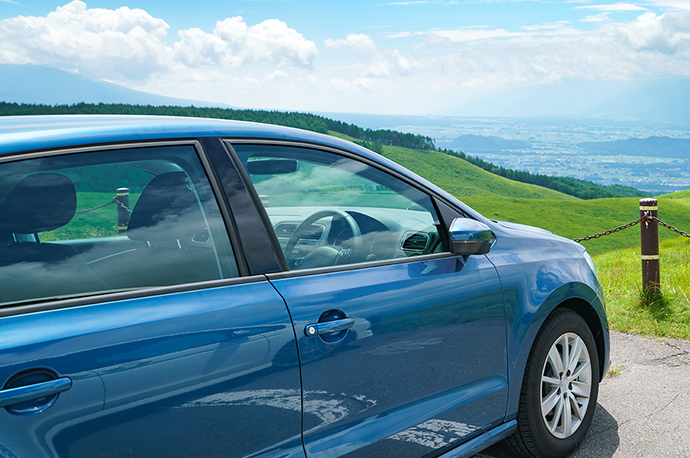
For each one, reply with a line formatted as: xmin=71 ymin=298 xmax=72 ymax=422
xmin=265 ymin=252 xmax=460 ymax=280
xmin=0 ymin=275 xmax=269 ymax=318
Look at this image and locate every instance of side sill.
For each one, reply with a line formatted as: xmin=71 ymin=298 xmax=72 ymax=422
xmin=436 ymin=420 xmax=517 ymax=458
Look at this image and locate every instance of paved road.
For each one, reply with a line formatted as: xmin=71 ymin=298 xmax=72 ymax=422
xmin=474 ymin=330 xmax=690 ymax=458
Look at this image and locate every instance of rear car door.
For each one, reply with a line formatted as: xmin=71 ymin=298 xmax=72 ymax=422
xmin=0 ymin=142 xmax=303 ymax=458
xmin=229 ymin=142 xmax=509 ymax=458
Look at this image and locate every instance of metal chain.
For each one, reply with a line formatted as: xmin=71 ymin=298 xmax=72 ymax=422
xmin=573 ymin=217 xmax=645 ymax=243
xmin=574 ymin=213 xmax=690 ymax=243
xmin=651 ymin=216 xmax=690 ymax=239
xmin=75 ymin=197 xmax=132 ymax=214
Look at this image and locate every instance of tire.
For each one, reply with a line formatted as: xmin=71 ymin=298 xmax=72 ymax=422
xmin=509 ymin=308 xmax=600 ymax=458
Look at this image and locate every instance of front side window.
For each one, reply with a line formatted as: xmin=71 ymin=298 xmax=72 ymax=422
xmin=0 ymin=145 xmax=238 ymax=307
xmin=232 ymin=144 xmax=445 ymax=270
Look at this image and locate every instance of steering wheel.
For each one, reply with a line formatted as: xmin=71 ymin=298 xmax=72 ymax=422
xmin=284 ymin=209 xmax=363 ymax=269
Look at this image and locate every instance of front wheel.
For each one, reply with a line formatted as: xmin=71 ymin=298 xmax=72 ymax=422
xmin=509 ymin=308 xmax=600 ymax=458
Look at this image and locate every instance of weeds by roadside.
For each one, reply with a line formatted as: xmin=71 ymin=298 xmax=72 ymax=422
xmin=594 ymin=237 xmax=690 ymax=339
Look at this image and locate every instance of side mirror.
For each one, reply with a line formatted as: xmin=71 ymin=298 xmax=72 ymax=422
xmin=449 ymin=218 xmax=494 ymax=255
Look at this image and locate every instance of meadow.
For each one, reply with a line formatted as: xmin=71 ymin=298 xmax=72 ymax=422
xmin=29 ymin=122 xmax=690 ymax=340
xmin=362 ymin=137 xmax=690 ymax=339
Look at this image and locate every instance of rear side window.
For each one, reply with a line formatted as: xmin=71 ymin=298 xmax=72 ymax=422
xmin=0 ymin=145 xmax=238 ymax=307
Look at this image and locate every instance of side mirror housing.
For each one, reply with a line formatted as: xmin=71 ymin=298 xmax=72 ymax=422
xmin=449 ymin=218 xmax=494 ymax=255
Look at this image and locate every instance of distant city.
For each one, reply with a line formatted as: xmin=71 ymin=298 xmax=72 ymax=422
xmin=2 ymin=64 xmax=690 ymax=195
xmin=326 ymin=114 xmax=690 ymax=195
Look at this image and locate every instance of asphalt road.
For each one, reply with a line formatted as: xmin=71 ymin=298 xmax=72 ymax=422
xmin=474 ymin=330 xmax=690 ymax=458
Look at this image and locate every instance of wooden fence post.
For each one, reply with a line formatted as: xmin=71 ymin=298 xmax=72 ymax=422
xmin=640 ymin=198 xmax=660 ymax=293
xmin=116 ymin=187 xmax=130 ymax=235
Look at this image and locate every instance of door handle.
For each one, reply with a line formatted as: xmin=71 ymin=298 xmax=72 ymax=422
xmin=0 ymin=377 xmax=72 ymax=408
xmin=305 ymin=318 xmax=355 ymax=337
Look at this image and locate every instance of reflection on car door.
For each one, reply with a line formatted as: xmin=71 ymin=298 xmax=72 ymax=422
xmin=229 ymin=143 xmax=509 ymax=458
xmin=269 ymin=255 xmax=507 ymax=458
xmin=0 ymin=283 xmax=304 ymax=458
xmin=0 ymin=144 xmax=303 ymax=458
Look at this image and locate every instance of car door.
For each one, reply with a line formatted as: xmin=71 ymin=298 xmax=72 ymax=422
xmin=0 ymin=142 xmax=303 ymax=458
xmin=229 ymin=142 xmax=508 ymax=458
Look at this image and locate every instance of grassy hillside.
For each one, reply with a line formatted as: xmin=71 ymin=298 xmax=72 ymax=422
xmin=595 ymin=237 xmax=690 ymax=339
xmin=333 ymin=133 xmax=690 ymax=256
xmin=330 ymin=131 xmax=577 ymax=201
xmin=463 ymin=195 xmax=690 ymax=256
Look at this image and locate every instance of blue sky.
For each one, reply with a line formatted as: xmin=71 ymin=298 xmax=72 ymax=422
xmin=0 ymin=0 xmax=688 ymax=114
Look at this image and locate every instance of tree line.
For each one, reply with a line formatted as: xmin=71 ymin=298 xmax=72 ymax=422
xmin=0 ymin=102 xmax=646 ymax=199
xmin=0 ymin=102 xmax=434 ymax=150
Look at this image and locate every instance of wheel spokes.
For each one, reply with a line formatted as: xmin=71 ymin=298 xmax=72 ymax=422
xmin=540 ymin=331 xmax=593 ymax=439
xmin=542 ymin=388 xmax=561 ymax=414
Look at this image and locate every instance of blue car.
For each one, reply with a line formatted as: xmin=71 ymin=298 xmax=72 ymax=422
xmin=0 ymin=115 xmax=608 ymax=458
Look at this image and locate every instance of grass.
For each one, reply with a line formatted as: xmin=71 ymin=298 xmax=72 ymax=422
xmin=336 ymin=136 xmax=690 ymax=338
xmin=462 ymin=195 xmax=690 ymax=256
xmin=606 ymin=364 xmax=627 ymax=378
xmin=41 ymin=192 xmax=139 ymax=241
xmin=34 ymin=136 xmax=690 ymax=340
xmin=594 ymin=237 xmax=690 ymax=339
xmin=331 ymin=133 xmax=690 ymax=256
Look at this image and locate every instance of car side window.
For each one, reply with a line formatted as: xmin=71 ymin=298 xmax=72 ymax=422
xmin=0 ymin=145 xmax=238 ymax=307
xmin=231 ymin=144 xmax=446 ymax=270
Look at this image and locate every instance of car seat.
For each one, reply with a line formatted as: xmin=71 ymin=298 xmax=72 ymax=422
xmin=0 ymin=173 xmax=109 ymax=305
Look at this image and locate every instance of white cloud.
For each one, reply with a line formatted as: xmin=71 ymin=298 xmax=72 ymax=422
xmin=414 ymin=22 xmax=582 ymax=44
xmin=359 ymin=10 xmax=690 ymax=92
xmin=0 ymin=1 xmax=171 ymax=80
xmin=173 ymin=16 xmax=317 ymax=69
xmin=325 ymin=33 xmax=423 ymax=77
xmin=644 ymin=0 xmax=690 ymax=10
xmin=574 ymin=3 xmax=648 ymax=11
xmin=580 ymin=12 xmax=612 ymax=22
xmin=324 ymin=33 xmax=379 ymax=61
xmin=0 ymin=1 xmax=317 ymax=83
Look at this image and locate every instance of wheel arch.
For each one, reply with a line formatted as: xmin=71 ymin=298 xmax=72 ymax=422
xmin=559 ymin=297 xmax=608 ymax=383
xmin=505 ymin=282 xmax=609 ymax=421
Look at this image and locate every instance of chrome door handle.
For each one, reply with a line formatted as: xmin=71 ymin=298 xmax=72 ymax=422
xmin=0 ymin=377 xmax=72 ymax=408
xmin=305 ymin=318 xmax=355 ymax=337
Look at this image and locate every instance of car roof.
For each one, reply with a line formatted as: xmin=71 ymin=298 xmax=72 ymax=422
xmin=0 ymin=114 xmax=485 ymax=221
xmin=0 ymin=115 xmax=356 ymax=155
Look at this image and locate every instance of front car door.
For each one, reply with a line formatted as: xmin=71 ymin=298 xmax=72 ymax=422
xmin=0 ymin=142 xmax=303 ymax=458
xmin=229 ymin=142 xmax=509 ymax=458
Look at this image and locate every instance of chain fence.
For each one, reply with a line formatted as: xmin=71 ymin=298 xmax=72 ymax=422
xmin=75 ymin=197 xmax=131 ymax=215
xmin=574 ymin=212 xmax=690 ymax=243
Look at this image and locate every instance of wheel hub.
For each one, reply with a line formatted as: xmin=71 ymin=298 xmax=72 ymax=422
xmin=540 ymin=332 xmax=593 ymax=439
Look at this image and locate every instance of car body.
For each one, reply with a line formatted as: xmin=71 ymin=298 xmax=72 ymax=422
xmin=0 ymin=115 xmax=609 ymax=458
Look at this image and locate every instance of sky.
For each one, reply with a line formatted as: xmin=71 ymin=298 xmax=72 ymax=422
xmin=0 ymin=0 xmax=689 ymax=114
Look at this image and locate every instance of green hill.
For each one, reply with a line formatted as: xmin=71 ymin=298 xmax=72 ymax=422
xmin=463 ymin=195 xmax=690 ymax=256
xmin=331 ymin=132 xmax=577 ymax=201
xmin=339 ymin=134 xmax=690 ymax=256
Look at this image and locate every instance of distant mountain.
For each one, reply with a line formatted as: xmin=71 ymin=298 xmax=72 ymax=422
xmin=577 ymin=136 xmax=690 ymax=157
xmin=440 ymin=134 xmax=531 ymax=152
xmin=446 ymin=77 xmax=690 ymax=124
xmin=584 ymin=78 xmax=690 ymax=123
xmin=446 ymin=79 xmax=645 ymax=118
xmin=0 ymin=64 xmax=232 ymax=108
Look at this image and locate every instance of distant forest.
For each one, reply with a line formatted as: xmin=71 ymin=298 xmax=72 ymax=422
xmin=0 ymin=102 xmax=435 ymax=151
xmin=0 ymin=102 xmax=648 ymax=199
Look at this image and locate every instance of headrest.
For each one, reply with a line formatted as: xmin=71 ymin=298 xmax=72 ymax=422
xmin=0 ymin=173 xmax=76 ymax=234
xmin=127 ymin=172 xmax=204 ymax=243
